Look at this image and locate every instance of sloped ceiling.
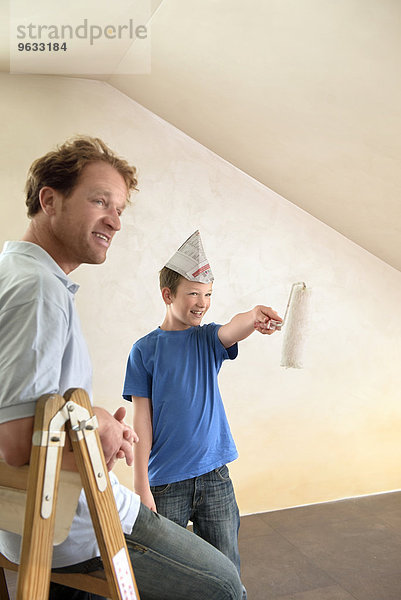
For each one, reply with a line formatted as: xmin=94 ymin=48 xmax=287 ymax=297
xmin=1 ymin=1 xmax=400 ymax=271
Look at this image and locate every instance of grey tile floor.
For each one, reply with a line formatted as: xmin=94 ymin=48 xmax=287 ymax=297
xmin=239 ymin=491 xmax=401 ymax=599
xmin=4 ymin=491 xmax=401 ymax=599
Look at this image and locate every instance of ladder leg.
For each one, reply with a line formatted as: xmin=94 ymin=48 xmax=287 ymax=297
xmin=65 ymin=388 xmax=140 ymax=600
xmin=17 ymin=394 xmax=66 ymax=600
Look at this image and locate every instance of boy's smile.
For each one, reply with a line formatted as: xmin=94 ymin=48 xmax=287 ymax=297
xmin=161 ymin=279 xmax=213 ymax=330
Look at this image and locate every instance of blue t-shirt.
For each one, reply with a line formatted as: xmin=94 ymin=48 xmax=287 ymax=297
xmin=123 ymin=323 xmax=239 ymax=485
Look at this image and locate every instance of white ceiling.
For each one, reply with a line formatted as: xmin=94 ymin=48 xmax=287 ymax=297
xmin=2 ymin=0 xmax=400 ymax=271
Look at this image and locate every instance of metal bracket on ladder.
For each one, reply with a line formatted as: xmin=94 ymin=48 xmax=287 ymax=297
xmin=32 ymin=398 xmax=69 ymax=518
xmin=65 ymin=401 xmax=107 ymax=493
xmin=32 ymin=397 xmax=107 ymax=520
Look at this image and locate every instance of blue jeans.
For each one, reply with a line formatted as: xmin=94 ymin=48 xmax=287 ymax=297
xmin=150 ymin=466 xmax=242 ymax=578
xmin=50 ymin=503 xmax=242 ymax=600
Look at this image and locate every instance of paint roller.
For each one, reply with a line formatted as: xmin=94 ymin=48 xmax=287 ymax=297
xmin=269 ymin=282 xmax=310 ymax=368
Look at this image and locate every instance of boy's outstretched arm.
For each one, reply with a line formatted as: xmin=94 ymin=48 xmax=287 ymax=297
xmin=218 ymin=305 xmax=282 ymax=349
xmin=132 ymin=395 xmax=156 ymax=512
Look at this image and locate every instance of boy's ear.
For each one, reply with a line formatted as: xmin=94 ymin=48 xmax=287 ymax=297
xmin=161 ymin=287 xmax=174 ymax=305
xmin=39 ymin=187 xmax=58 ymax=216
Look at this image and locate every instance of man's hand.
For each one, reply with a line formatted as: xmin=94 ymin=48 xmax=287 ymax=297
xmin=94 ymin=406 xmax=139 ymax=471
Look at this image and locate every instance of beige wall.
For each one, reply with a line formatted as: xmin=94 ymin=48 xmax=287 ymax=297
xmin=1 ymin=73 xmax=401 ymax=514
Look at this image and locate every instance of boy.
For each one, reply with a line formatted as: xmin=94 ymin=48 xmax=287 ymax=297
xmin=123 ymin=231 xmax=282 ymax=596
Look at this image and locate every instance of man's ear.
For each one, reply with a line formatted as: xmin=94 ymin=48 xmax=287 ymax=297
xmin=161 ymin=287 xmax=173 ymax=305
xmin=39 ymin=187 xmax=58 ymax=216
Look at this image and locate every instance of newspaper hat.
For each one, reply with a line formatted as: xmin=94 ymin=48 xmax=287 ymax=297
xmin=165 ymin=230 xmax=214 ymax=283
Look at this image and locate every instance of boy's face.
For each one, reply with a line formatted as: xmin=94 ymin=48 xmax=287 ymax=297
xmin=163 ymin=278 xmax=213 ymax=330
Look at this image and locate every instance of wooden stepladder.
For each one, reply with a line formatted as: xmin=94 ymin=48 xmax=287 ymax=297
xmin=0 ymin=389 xmax=140 ymax=600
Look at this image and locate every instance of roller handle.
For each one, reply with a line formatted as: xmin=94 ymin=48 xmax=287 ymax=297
xmin=268 ymin=282 xmax=306 ymax=330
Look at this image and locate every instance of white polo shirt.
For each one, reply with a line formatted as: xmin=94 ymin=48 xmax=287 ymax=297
xmin=0 ymin=241 xmax=93 ymax=422
xmin=0 ymin=241 xmax=139 ymax=566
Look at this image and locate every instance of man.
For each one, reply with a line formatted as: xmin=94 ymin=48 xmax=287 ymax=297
xmin=0 ymin=136 xmax=242 ymax=600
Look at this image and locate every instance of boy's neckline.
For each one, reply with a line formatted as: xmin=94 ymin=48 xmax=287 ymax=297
xmin=158 ymin=325 xmax=199 ymax=332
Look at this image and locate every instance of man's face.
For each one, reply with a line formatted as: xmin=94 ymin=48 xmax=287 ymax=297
xmin=45 ymin=161 xmax=128 ymax=273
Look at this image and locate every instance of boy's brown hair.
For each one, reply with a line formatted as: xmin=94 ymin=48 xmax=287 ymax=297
xmin=25 ymin=136 xmax=138 ymax=217
xmin=159 ymin=266 xmax=185 ymax=296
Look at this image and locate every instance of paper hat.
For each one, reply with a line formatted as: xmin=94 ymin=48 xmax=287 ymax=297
xmin=165 ymin=230 xmax=214 ymax=283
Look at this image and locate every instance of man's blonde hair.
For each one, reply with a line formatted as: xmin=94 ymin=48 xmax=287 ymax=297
xmin=25 ymin=136 xmax=138 ymax=217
